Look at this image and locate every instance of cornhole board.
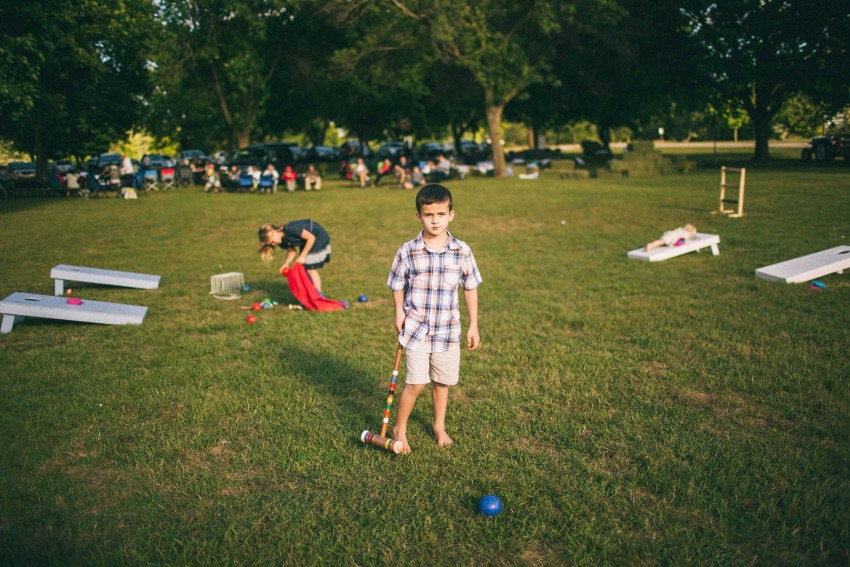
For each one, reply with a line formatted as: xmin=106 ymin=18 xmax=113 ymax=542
xmin=0 ymin=292 xmax=147 ymax=334
xmin=627 ymin=233 xmax=720 ymax=262
xmin=51 ymin=264 xmax=161 ymax=295
xmin=755 ymin=245 xmax=850 ymax=283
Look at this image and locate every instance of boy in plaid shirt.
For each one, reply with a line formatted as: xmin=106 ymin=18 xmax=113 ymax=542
xmin=387 ymin=184 xmax=482 ymax=453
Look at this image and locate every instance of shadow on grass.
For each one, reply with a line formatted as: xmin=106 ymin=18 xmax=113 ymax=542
xmin=274 ymin=342 xmax=433 ymax=448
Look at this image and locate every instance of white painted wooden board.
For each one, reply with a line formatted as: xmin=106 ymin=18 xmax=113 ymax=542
xmin=627 ymin=233 xmax=721 ymax=262
xmin=755 ymin=246 xmax=850 ymax=283
xmin=0 ymin=292 xmax=147 ymax=333
xmin=52 ymin=264 xmax=161 ymax=295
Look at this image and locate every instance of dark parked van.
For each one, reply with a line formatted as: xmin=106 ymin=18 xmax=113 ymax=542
xmin=228 ymin=143 xmax=298 ymax=173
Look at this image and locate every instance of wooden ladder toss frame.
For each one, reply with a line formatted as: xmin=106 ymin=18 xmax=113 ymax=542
xmin=712 ymin=166 xmax=746 ymax=218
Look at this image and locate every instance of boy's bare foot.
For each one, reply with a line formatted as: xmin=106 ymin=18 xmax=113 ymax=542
xmin=434 ymin=429 xmax=454 ymax=447
xmin=393 ymin=429 xmax=412 ymax=454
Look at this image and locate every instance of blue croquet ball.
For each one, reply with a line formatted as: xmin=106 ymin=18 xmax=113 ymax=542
xmin=358 ymin=294 xmax=368 ymax=303
xmin=242 ymin=284 xmax=251 ymax=292
xmin=477 ymin=495 xmax=503 ymax=516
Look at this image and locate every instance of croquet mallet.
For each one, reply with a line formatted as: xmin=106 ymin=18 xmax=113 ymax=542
xmin=360 ymin=344 xmax=404 ymax=454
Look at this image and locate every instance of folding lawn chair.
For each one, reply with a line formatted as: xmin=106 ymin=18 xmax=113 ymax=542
xmin=239 ymin=173 xmax=255 ymax=193
xmin=160 ymin=167 xmax=176 ymax=190
xmin=178 ymin=165 xmax=193 ymax=187
xmin=142 ymin=170 xmax=159 ymax=192
xmin=258 ymin=175 xmax=274 ymax=193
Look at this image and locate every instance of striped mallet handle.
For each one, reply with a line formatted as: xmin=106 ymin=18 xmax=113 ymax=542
xmin=380 ymin=344 xmax=404 ymax=438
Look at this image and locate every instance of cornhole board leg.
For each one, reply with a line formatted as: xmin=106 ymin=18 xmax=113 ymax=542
xmin=1 ymin=315 xmax=23 ymax=334
xmin=755 ymin=246 xmax=850 ymax=283
xmin=0 ymin=292 xmax=147 ymax=333
xmin=627 ymin=233 xmax=721 ymax=262
xmin=51 ymin=264 xmax=161 ymax=295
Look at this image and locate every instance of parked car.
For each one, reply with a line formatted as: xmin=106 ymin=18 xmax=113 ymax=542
xmin=53 ymin=160 xmax=75 ymax=174
xmin=140 ymin=154 xmax=173 ymax=171
xmin=98 ymin=153 xmax=122 ymax=168
xmin=228 ymin=143 xmax=298 ymax=173
xmin=338 ymin=140 xmax=371 ymax=159
xmin=264 ymin=142 xmax=302 ymax=167
xmin=179 ymin=149 xmax=214 ymax=167
xmin=7 ymin=162 xmax=36 ymax=184
xmin=419 ymin=142 xmax=446 ymax=159
xmin=265 ymin=141 xmax=304 ymax=163
xmin=305 ymin=145 xmax=340 ymax=162
xmin=376 ymin=141 xmax=406 ymax=160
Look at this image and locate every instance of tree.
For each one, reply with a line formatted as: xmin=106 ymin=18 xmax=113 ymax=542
xmin=383 ymin=0 xmax=625 ymax=177
xmin=0 ymin=0 xmax=154 ymax=179
xmin=685 ymin=0 xmax=850 ymax=160
xmin=153 ymin=0 xmax=303 ymax=151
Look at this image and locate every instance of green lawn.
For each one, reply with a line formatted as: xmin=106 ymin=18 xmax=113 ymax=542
xmin=1 ymin=156 xmax=848 ymax=565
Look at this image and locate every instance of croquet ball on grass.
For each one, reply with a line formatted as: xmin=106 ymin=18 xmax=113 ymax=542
xmin=65 ymin=288 xmax=74 ymax=295
xmin=242 ymin=284 xmax=251 ymax=292
xmin=246 ymin=315 xmax=257 ymax=324
xmin=358 ymin=294 xmax=368 ymax=303
xmin=280 ymin=266 xmax=290 ymax=276
xmin=252 ymin=302 xmax=263 ymax=311
xmin=477 ymin=495 xmax=503 ymax=516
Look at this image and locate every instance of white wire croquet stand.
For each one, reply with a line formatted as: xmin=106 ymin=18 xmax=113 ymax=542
xmin=210 ymin=272 xmax=244 ymax=300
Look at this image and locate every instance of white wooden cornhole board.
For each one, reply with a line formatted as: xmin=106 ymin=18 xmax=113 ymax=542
xmin=51 ymin=264 xmax=161 ymax=295
xmin=627 ymin=233 xmax=720 ymax=262
xmin=0 ymin=292 xmax=147 ymax=334
xmin=755 ymin=245 xmax=850 ymax=283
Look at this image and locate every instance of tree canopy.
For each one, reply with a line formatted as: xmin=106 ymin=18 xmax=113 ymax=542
xmin=0 ymin=0 xmax=154 ymax=178
xmin=685 ymin=0 xmax=850 ymax=160
xmin=1 ymin=0 xmax=847 ymax=172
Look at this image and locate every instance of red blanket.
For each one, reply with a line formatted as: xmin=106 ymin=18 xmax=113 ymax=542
xmin=286 ymin=263 xmax=348 ymax=311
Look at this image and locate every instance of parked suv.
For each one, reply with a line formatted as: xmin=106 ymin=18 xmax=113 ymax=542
xmin=228 ymin=143 xmax=298 ymax=173
xmin=179 ymin=149 xmax=213 ymax=167
xmin=98 ymin=153 xmax=122 ymax=168
xmin=140 ymin=154 xmax=175 ymax=170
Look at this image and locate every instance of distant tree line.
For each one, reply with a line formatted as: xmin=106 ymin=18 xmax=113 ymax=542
xmin=1 ymin=0 xmax=847 ymax=179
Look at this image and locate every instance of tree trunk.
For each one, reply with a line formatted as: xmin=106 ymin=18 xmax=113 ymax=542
xmin=34 ymin=122 xmax=48 ymax=184
xmin=750 ymin=108 xmax=772 ymax=161
xmin=485 ymin=103 xmax=506 ymax=177
xmin=235 ymin=129 xmax=250 ymax=149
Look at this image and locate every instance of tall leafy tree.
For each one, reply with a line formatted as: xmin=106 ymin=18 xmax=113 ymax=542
xmin=153 ymin=0 xmax=302 ymax=150
xmin=312 ymin=1 xmax=433 ymax=152
xmin=0 ymin=0 xmax=154 ymax=179
xmin=685 ymin=0 xmax=850 ymax=160
xmin=381 ymin=0 xmax=623 ymax=176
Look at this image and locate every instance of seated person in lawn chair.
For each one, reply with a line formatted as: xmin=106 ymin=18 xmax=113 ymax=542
xmin=48 ymin=168 xmax=66 ymax=197
xmin=203 ymin=163 xmax=221 ymax=193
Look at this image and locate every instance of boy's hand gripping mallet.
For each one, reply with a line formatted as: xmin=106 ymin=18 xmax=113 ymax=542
xmin=360 ymin=345 xmax=404 ymax=454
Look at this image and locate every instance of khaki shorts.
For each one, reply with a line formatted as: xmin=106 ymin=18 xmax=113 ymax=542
xmin=405 ymin=346 xmax=461 ymax=386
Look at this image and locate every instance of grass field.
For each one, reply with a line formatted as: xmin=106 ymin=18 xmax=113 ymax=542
xmin=1 ymin=153 xmax=848 ymax=565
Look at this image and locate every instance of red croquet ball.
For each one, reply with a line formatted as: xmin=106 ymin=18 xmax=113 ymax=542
xmin=252 ymin=302 xmax=263 ymax=311
xmin=246 ymin=315 xmax=257 ymax=324
xmin=280 ymin=266 xmax=290 ymax=276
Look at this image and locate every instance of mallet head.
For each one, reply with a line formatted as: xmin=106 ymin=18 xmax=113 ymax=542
xmin=361 ymin=430 xmax=403 ymax=454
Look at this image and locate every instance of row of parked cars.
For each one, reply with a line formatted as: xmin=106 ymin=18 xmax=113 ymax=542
xmin=3 ymin=138 xmax=488 ymax=188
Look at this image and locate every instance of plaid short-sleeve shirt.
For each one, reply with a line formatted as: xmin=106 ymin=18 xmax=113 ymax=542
xmin=387 ymin=231 xmax=482 ymax=353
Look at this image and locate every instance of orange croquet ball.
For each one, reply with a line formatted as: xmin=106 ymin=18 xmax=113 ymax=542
xmin=246 ymin=315 xmax=257 ymax=324
xmin=66 ymin=288 xmax=73 ymax=295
